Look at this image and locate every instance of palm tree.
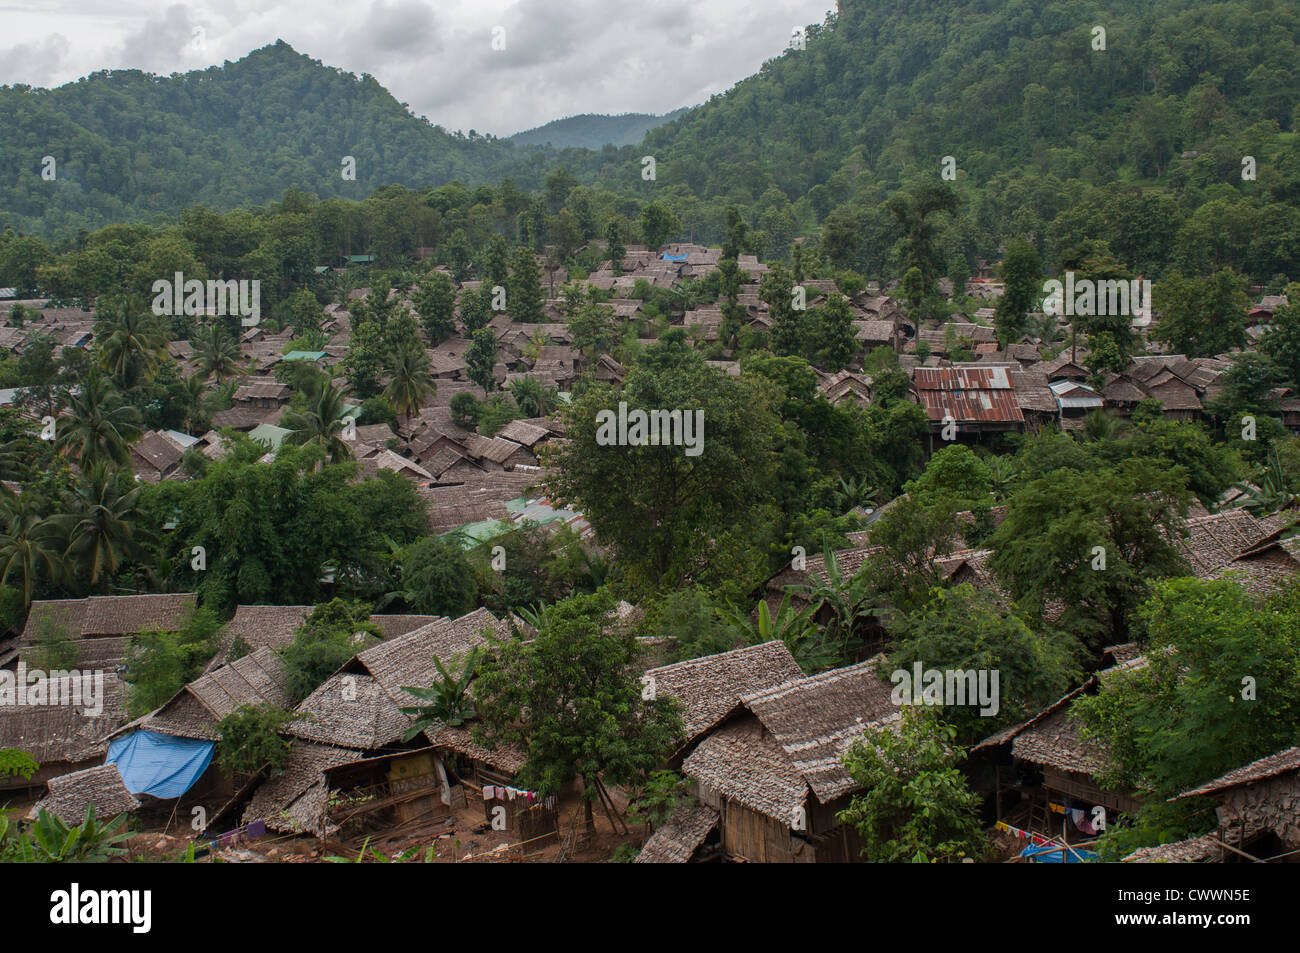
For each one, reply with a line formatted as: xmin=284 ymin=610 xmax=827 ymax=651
xmin=52 ymin=463 xmax=150 ymax=594
xmin=383 ymin=343 xmax=435 ymax=426
xmin=94 ymin=296 xmax=167 ymax=390
xmin=1082 ymin=408 xmax=1129 ymax=443
xmin=1031 ymin=313 xmax=1065 ymax=353
xmin=193 ymin=324 xmax=241 ymax=382
xmin=0 ymin=490 xmax=65 ymax=608
xmin=282 ymin=380 xmax=354 ymax=463
xmin=834 ymin=476 xmax=881 ymax=515
xmin=509 ymin=376 xmax=557 ymax=418
xmin=177 ymin=373 xmax=208 ymax=434
xmin=55 ymin=373 xmax=143 ymax=468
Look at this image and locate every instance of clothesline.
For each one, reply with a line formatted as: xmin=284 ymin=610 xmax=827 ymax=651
xmin=994 ymin=819 xmax=1053 ymax=846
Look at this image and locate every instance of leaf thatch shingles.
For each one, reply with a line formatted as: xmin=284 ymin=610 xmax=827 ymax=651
xmin=634 ymin=802 xmax=718 ymax=863
xmin=32 ymin=763 xmax=140 ymax=825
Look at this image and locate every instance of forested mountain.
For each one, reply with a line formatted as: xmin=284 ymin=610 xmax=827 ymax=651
xmin=508 ymin=109 xmax=691 ymax=150
xmin=0 ymin=41 xmax=545 ymax=238
xmin=560 ymin=0 xmax=1300 ymax=281
xmin=5 ymin=0 xmax=1300 ymax=285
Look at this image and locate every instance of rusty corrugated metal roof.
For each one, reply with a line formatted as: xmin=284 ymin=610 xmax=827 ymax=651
xmin=913 ymin=366 xmax=1025 ymax=424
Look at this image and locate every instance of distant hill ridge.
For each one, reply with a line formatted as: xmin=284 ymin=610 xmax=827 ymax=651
xmin=509 ymin=109 xmax=692 ymax=150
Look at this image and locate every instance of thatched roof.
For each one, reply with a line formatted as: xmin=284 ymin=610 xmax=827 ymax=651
xmin=634 ymin=801 xmax=719 ymax=863
xmin=288 ymin=608 xmax=508 ymax=751
xmin=22 ymin=593 xmax=197 ymax=643
xmin=1123 ymin=834 xmax=1222 ymax=863
xmin=682 ymin=659 xmax=901 ymax=824
xmin=371 ymin=614 xmax=445 ymax=639
xmin=1176 ymin=745 xmax=1300 ymax=801
xmin=1207 ymin=533 xmax=1300 ymax=595
xmin=1011 ymin=706 xmax=1111 ymax=775
xmin=291 ymin=672 xmax=411 ymax=749
xmin=972 ymin=681 xmax=1093 ymax=754
xmin=682 ymin=716 xmax=809 ymax=824
xmin=644 ymin=642 xmax=804 ymax=743
xmin=1010 ymin=369 xmax=1058 ymax=414
xmin=242 ymin=740 xmax=361 ymax=835
xmin=32 ymin=764 xmax=140 ymax=825
xmin=497 ymin=419 xmax=550 ymax=448
xmin=741 ymin=659 xmax=899 ymax=804
xmin=131 ymin=648 xmax=290 ymax=741
xmin=424 ymin=723 xmax=526 ymax=775
xmin=1179 ymin=510 xmax=1268 ymax=577
xmin=206 ymin=604 xmax=311 ymax=670
xmin=0 ymin=673 xmax=127 ymax=766
xmin=767 ymin=544 xmax=885 ymax=594
xmin=359 ymin=608 xmax=508 ymax=709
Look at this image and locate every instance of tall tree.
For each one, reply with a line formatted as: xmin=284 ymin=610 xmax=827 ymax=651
xmin=0 ymin=490 xmax=64 ymax=608
xmin=383 ymin=342 xmax=435 ymax=427
xmin=993 ymin=240 xmax=1042 ymax=345
xmin=639 ymin=202 xmax=681 ymax=250
xmin=465 ymin=328 xmax=498 ymax=392
xmin=474 ymin=590 xmax=681 ymax=831
xmin=506 ymin=246 xmax=545 ymax=324
xmin=282 ymin=380 xmax=355 ymax=463
xmin=94 ymin=296 xmax=167 ymax=390
xmin=54 ymin=463 xmax=149 ymax=594
xmin=1152 ymin=269 xmax=1249 ymax=357
xmin=193 ymin=324 xmax=242 ymax=382
xmin=414 ymin=272 xmax=457 ymax=344
xmin=55 ymin=372 xmax=143 ymax=468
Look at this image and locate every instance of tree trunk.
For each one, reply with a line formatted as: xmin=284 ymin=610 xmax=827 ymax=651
xmin=583 ymin=776 xmax=596 ymax=835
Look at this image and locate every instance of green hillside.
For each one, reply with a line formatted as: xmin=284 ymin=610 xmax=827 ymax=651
xmin=508 ymin=109 xmax=691 ymax=150
xmin=562 ymin=0 xmax=1300 ymax=281
xmin=0 ymin=41 xmax=544 ymax=238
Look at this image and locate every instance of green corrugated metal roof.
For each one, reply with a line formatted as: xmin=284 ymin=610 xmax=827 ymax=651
xmin=249 ymin=423 xmax=292 ymax=449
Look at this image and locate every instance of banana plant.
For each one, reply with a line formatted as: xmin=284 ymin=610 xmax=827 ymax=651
xmin=790 ymin=549 xmax=874 ymax=664
xmin=1232 ymin=448 xmax=1299 ymax=516
xmin=19 ymin=806 xmax=132 ymax=863
xmin=400 ymin=647 xmax=483 ymax=736
xmin=718 ymin=591 xmax=836 ymax=673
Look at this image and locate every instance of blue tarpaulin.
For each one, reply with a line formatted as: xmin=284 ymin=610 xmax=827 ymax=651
xmin=107 ymin=730 xmax=215 ymax=799
xmin=1020 ymin=843 xmax=1097 ymax=863
xmin=662 ymin=253 xmax=688 ymax=261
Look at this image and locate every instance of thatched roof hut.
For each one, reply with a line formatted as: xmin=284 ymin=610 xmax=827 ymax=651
xmin=20 ymin=593 xmax=197 ymax=668
xmin=681 ymin=659 xmax=901 ymax=862
xmin=31 ymin=763 xmax=140 ymax=825
xmin=635 ymin=802 xmax=719 ymax=863
xmin=241 ymin=740 xmax=362 ymax=836
xmin=643 ymin=641 xmax=804 ymax=749
xmin=0 ymin=673 xmax=128 ymax=787
xmin=116 ymin=648 xmax=290 ymax=743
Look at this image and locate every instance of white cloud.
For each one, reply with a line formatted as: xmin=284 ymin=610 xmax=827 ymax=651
xmin=0 ymin=0 xmax=834 ymax=135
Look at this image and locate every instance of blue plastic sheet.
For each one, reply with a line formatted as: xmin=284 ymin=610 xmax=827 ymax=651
xmin=1020 ymin=843 xmax=1097 ymax=863
xmin=107 ymin=730 xmax=215 ymax=799
xmin=661 ymin=253 xmax=688 ymax=261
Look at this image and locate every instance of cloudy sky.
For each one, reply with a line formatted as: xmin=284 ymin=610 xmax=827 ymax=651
xmin=0 ymin=0 xmax=835 ymax=135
